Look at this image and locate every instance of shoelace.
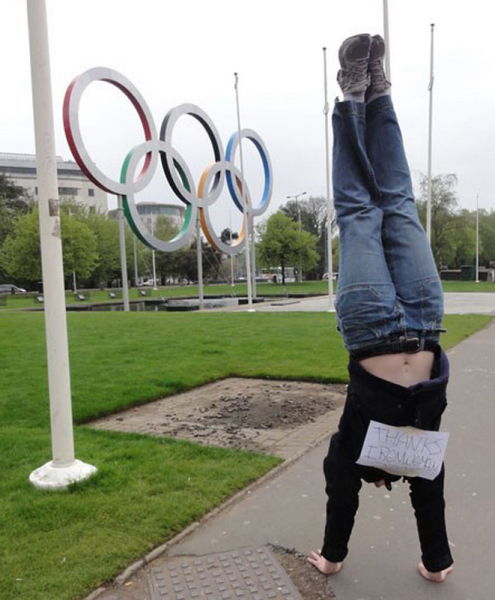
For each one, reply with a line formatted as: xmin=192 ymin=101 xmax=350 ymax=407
xmin=368 ymin=60 xmax=390 ymax=88
xmin=342 ymin=59 xmax=369 ymax=84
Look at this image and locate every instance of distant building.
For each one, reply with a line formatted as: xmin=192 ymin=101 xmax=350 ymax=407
xmin=0 ymin=152 xmax=107 ymax=213
xmin=109 ymin=201 xmax=185 ymax=229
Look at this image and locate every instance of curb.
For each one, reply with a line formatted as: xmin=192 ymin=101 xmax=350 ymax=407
xmin=83 ymin=423 xmax=336 ymax=599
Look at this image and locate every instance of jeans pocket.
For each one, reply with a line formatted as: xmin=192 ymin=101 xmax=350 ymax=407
xmin=399 ymin=276 xmax=443 ymax=331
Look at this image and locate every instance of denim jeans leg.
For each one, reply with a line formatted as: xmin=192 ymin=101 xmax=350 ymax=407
xmin=365 ymin=96 xmax=443 ymax=337
xmin=333 ymin=100 xmax=404 ymax=351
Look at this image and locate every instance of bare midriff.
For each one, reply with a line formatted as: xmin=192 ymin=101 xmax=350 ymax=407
xmin=359 ymin=350 xmax=435 ymax=387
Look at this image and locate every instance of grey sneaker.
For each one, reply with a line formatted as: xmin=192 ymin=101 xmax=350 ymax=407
xmin=366 ymin=34 xmax=391 ymax=102
xmin=337 ymin=33 xmax=372 ymax=96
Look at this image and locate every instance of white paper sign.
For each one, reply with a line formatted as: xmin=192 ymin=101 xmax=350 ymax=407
xmin=356 ymin=420 xmax=449 ymax=480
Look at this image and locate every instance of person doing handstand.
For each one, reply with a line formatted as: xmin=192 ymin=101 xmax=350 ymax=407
xmin=307 ymin=33 xmax=454 ymax=583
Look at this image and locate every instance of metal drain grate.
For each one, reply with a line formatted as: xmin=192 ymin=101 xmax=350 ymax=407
xmin=147 ymin=546 xmax=303 ymax=600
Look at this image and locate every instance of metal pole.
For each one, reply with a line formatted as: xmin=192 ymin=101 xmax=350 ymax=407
xmin=383 ymin=0 xmax=391 ymax=80
xmin=229 ymin=211 xmax=235 ymax=287
xmin=426 ymin=23 xmax=435 ymax=243
xmin=133 ymin=235 xmax=139 ymax=287
xmin=196 ymin=213 xmax=204 ymax=308
xmin=251 ymin=218 xmax=257 ymax=299
xmin=286 ymin=192 xmax=306 ymax=283
xmin=27 ymin=0 xmax=96 ymax=489
xmin=118 ymin=198 xmax=130 ymax=309
xmin=296 ymin=199 xmax=302 ymax=282
xmin=149 ymin=216 xmax=158 ymax=291
xmin=234 ymin=72 xmax=254 ymax=311
xmin=68 ymin=208 xmax=77 ymax=293
xmin=475 ymin=193 xmax=480 ymax=283
xmin=151 ymin=250 xmax=157 ymax=289
xmin=323 ymin=47 xmax=334 ymax=311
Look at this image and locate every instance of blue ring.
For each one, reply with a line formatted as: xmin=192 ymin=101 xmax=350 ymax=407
xmin=225 ymin=131 xmax=272 ymax=215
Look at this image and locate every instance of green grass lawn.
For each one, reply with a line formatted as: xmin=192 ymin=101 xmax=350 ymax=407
xmin=441 ymin=280 xmax=495 ymax=292
xmin=2 ymin=278 xmax=493 ymax=311
xmin=0 ymin=311 xmax=492 ymax=599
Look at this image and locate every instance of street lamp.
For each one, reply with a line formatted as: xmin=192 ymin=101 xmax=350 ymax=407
xmin=286 ymin=192 xmax=307 ymax=282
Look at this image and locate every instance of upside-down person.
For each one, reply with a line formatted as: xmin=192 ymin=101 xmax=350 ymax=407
xmin=307 ymin=33 xmax=453 ymax=583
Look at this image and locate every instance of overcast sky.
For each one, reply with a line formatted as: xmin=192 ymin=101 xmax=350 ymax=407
xmin=2 ymin=0 xmax=494 ymax=238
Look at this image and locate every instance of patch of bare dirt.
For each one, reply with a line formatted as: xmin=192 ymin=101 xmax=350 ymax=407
xmin=90 ymin=378 xmax=346 ymax=458
xmin=199 ymin=380 xmax=345 ymax=429
xmin=271 ymin=545 xmax=336 ymax=599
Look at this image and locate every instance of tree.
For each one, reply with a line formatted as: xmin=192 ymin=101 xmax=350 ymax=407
xmin=60 ymin=215 xmax=98 ymax=284
xmin=0 ymin=209 xmax=97 ymax=286
xmin=152 ymin=216 xmax=180 ymax=284
xmin=479 ymin=210 xmax=495 ymax=266
xmin=257 ymin=212 xmax=318 ymax=284
xmin=84 ymin=211 xmax=121 ymax=287
xmin=281 ymin=196 xmax=337 ymax=279
xmin=0 ymin=174 xmax=31 ymax=280
xmin=281 ymin=196 xmax=326 ymax=237
xmin=200 ymin=239 xmax=224 ymax=281
xmin=417 ymin=174 xmax=459 ymax=267
xmin=415 ymin=174 xmax=495 ymax=270
xmin=451 ymin=210 xmax=478 ymax=268
xmin=0 ymin=210 xmax=41 ymax=282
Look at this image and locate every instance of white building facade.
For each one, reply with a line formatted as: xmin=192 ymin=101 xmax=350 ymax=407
xmin=0 ymin=152 xmax=107 ymax=213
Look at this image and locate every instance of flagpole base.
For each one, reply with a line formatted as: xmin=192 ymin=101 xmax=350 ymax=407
xmin=29 ymin=459 xmax=97 ymax=490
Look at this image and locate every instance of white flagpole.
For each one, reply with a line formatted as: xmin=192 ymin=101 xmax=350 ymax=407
xmin=251 ymin=218 xmax=257 ymax=299
xmin=234 ymin=72 xmax=254 ymax=312
xmin=26 ymin=0 xmax=96 ymax=489
xmin=133 ymin=235 xmax=139 ymax=287
xmin=196 ymin=213 xmax=204 ymax=308
xmin=426 ymin=23 xmax=435 ymax=243
xmin=322 ymin=47 xmax=334 ymax=312
xmin=383 ymin=0 xmax=391 ymax=80
xmin=150 ymin=217 xmax=158 ymax=292
xmin=229 ymin=211 xmax=235 ymax=287
xmin=475 ymin=193 xmax=480 ymax=283
xmin=118 ymin=198 xmax=130 ymax=309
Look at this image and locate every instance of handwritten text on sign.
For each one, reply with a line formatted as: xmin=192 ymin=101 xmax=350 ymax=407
xmin=356 ymin=420 xmax=449 ymax=480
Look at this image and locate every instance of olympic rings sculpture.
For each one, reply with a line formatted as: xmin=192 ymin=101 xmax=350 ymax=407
xmin=63 ymin=67 xmax=273 ymax=255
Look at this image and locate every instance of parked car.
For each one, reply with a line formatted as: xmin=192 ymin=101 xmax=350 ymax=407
xmin=0 ymin=284 xmax=27 ymax=294
xmin=140 ymin=279 xmax=157 ymax=287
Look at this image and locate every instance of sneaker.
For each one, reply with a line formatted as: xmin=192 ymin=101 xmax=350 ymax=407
xmin=366 ymin=34 xmax=391 ymax=102
xmin=337 ymin=34 xmax=372 ymax=97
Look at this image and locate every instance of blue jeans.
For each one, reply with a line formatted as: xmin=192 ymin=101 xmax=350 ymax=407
xmin=333 ymin=95 xmax=443 ymax=353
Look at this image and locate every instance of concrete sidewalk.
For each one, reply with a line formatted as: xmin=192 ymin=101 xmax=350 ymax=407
xmin=95 ymin=320 xmax=495 ymax=599
xmin=170 ymin=320 xmax=495 ymax=599
xmin=219 ymin=292 xmax=495 ymax=315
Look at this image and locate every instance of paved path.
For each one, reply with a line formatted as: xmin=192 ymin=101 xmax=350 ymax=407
xmin=167 ymin=320 xmax=495 ymax=599
xmin=221 ymin=292 xmax=495 ymax=315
